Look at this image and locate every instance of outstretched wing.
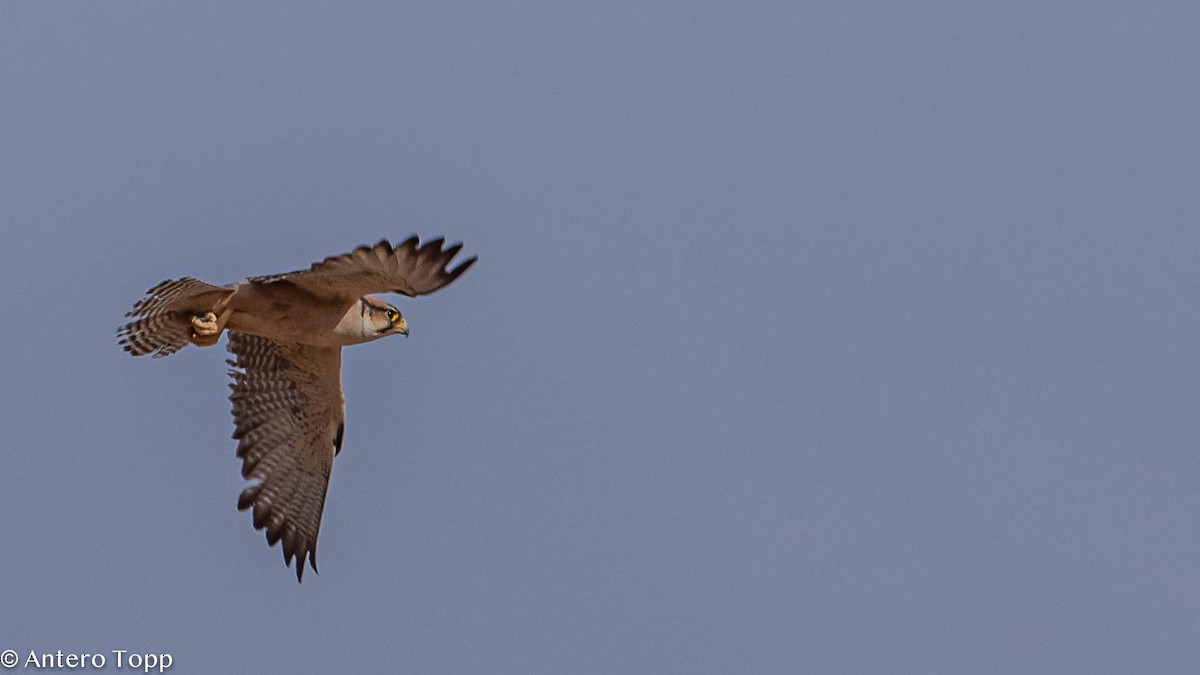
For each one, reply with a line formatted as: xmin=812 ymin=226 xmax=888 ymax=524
xmin=227 ymin=331 xmax=345 ymax=582
xmin=248 ymin=236 xmax=477 ymax=303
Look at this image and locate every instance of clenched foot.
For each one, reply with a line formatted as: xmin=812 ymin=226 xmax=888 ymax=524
xmin=190 ymin=311 xmax=222 ymax=347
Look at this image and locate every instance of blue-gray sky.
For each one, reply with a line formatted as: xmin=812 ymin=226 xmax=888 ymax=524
xmin=2 ymin=2 xmax=1198 ymax=673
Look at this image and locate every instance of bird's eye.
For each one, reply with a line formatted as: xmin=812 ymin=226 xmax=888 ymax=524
xmin=386 ymin=309 xmax=398 ymax=323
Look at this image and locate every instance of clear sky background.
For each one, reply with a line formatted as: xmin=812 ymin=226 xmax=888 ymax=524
xmin=2 ymin=2 xmax=1198 ymax=673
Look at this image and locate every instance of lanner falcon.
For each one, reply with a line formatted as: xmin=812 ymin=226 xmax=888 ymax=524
xmin=118 ymin=236 xmax=476 ymax=581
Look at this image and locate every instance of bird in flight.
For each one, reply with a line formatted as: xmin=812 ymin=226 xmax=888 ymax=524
xmin=118 ymin=236 xmax=476 ymax=581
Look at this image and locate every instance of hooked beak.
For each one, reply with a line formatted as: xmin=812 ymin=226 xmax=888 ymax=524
xmin=395 ymin=317 xmax=409 ymax=337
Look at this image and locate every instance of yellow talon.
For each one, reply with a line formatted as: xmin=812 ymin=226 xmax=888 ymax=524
xmin=190 ymin=312 xmax=222 ymax=347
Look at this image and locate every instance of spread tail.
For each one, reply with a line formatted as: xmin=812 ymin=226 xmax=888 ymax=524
xmin=118 ymin=278 xmax=233 ymax=358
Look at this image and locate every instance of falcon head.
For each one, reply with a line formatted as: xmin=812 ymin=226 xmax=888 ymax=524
xmin=367 ymin=296 xmax=408 ymax=337
xmin=383 ymin=307 xmax=409 ymax=336
xmin=337 ymin=296 xmax=409 ymax=343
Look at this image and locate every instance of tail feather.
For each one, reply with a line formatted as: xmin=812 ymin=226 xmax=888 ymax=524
xmin=118 ymin=278 xmax=233 ymax=358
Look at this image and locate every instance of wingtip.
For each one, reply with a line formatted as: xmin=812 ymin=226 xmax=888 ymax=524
xmin=237 ymin=485 xmax=259 ymax=511
xmin=396 ymin=234 xmax=420 ymax=253
xmin=449 ymin=254 xmax=479 ymax=278
xmin=291 ymin=549 xmax=317 ymax=583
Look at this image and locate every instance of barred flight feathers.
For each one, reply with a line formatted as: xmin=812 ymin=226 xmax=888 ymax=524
xmin=227 ymin=331 xmax=345 ymax=582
